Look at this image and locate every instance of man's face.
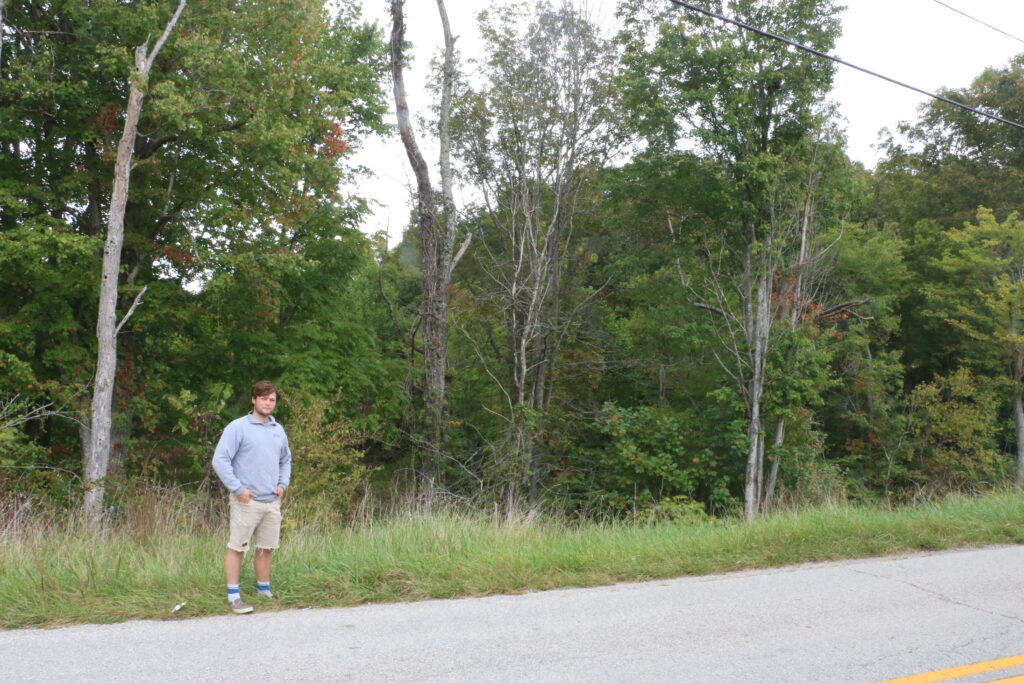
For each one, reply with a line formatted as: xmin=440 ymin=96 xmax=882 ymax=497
xmin=251 ymin=392 xmax=277 ymax=418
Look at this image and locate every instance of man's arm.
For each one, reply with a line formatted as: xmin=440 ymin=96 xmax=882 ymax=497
xmin=211 ymin=421 xmax=246 ymax=496
xmin=277 ymin=430 xmax=292 ymax=498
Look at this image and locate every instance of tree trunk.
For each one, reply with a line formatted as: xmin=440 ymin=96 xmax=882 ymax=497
xmin=763 ymin=416 xmax=785 ymax=511
xmin=744 ymin=269 xmax=771 ymax=521
xmin=528 ymin=336 xmax=552 ymax=508
xmin=1015 ymin=347 xmax=1024 ymax=490
xmin=390 ymin=0 xmax=459 ymax=505
xmin=763 ymin=173 xmax=817 ymax=512
xmin=85 ymin=47 xmax=146 ymax=519
xmin=525 ymin=209 xmax=567 ymax=508
xmin=0 ymin=1 xmax=6 ymax=76
xmin=84 ymin=0 xmax=186 ymax=521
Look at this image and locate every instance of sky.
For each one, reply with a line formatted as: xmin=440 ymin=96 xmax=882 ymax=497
xmin=353 ymin=0 xmax=1024 ymax=244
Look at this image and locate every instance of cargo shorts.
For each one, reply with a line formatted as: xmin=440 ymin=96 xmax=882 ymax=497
xmin=227 ymin=497 xmax=282 ymax=552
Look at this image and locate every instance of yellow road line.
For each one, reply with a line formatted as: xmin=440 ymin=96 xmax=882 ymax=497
xmin=991 ymin=676 xmax=1024 ymax=683
xmin=881 ymin=655 xmax=1024 ymax=683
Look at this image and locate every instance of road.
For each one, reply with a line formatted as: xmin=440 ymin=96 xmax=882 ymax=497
xmin=3 ymin=545 xmax=1024 ymax=682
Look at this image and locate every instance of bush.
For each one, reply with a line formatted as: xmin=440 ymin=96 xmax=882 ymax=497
xmin=560 ymin=402 xmax=735 ymax=516
xmin=907 ymin=368 xmax=1008 ymax=492
xmin=283 ymin=394 xmax=369 ymax=521
xmin=633 ymin=494 xmax=710 ymax=524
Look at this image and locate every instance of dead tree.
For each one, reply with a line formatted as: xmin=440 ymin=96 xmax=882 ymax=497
xmin=389 ymin=0 xmax=468 ymax=504
xmin=85 ymin=0 xmax=186 ymax=521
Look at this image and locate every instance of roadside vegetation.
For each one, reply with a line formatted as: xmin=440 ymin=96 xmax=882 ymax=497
xmin=3 ymin=487 xmax=1023 ymax=629
xmin=10 ymin=1 xmax=1024 ymax=633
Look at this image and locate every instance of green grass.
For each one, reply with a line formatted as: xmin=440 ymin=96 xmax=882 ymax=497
xmin=3 ymin=491 xmax=1024 ymax=629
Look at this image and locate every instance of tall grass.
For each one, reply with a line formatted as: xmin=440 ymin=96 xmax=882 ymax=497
xmin=3 ymin=488 xmax=1024 ymax=629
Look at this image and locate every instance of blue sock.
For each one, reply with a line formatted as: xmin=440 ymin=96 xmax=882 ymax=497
xmin=227 ymin=584 xmax=241 ymax=603
xmin=257 ymin=581 xmax=273 ymax=597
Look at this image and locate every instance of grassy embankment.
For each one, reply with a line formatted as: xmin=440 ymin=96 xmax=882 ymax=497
xmin=3 ymin=490 xmax=1024 ymax=629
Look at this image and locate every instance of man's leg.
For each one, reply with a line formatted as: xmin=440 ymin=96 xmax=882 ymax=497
xmin=252 ymin=499 xmax=281 ymax=598
xmin=254 ymin=547 xmax=273 ymax=584
xmin=224 ymin=548 xmax=253 ymax=612
xmin=225 ymin=497 xmax=256 ymax=613
xmin=225 ymin=548 xmax=244 ymax=585
xmin=254 ymin=548 xmax=277 ymax=598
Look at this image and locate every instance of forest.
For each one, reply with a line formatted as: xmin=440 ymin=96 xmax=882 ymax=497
xmin=5 ymin=0 xmax=1024 ymax=524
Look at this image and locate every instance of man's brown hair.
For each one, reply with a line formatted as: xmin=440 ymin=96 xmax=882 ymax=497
xmin=251 ymin=380 xmax=280 ymax=401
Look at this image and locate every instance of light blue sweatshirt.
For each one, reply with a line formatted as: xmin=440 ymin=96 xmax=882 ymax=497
xmin=211 ymin=413 xmax=291 ymax=502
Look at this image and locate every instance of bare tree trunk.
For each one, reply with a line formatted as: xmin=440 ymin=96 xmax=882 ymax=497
xmin=1015 ymin=347 xmax=1024 ymax=490
xmin=744 ymin=268 xmax=771 ymax=521
xmin=528 ymin=335 xmax=552 ymax=507
xmin=84 ymin=0 xmax=186 ymax=521
xmin=764 ymin=415 xmax=785 ymax=510
xmin=390 ymin=0 xmax=461 ymax=505
xmin=0 ymin=1 xmax=6 ymax=76
xmin=762 ymin=172 xmax=817 ymax=511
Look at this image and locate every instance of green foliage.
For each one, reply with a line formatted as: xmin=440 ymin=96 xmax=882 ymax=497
xmin=0 ymin=425 xmax=47 ymax=469
xmin=0 ymin=393 xmax=78 ymax=505
xmin=876 ymin=57 xmax=1024 ymax=230
xmin=283 ymin=395 xmax=368 ymax=519
xmin=764 ymin=325 xmax=835 ymax=418
xmin=925 ymin=208 xmax=1024 ymax=372
xmin=768 ymin=408 xmax=848 ymax=508
xmin=164 ymin=384 xmax=234 ymax=482
xmin=619 ymin=0 xmax=842 ymax=156
xmin=562 ymin=402 xmax=736 ymax=515
xmin=907 ymin=368 xmax=1008 ymax=492
xmin=6 ymin=0 xmax=1024 ymax=517
xmin=633 ymin=494 xmax=710 ymax=525
xmin=0 ymin=226 xmax=100 ymax=398
xmin=825 ymin=331 xmax=911 ymax=498
xmin=1 ymin=0 xmax=392 ymax=489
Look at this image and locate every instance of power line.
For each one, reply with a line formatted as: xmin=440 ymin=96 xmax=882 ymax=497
xmin=665 ymin=0 xmax=1024 ymax=132
xmin=930 ymin=0 xmax=1024 ymax=46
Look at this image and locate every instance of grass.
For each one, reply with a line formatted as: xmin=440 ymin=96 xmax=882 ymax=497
xmin=3 ymin=490 xmax=1024 ymax=629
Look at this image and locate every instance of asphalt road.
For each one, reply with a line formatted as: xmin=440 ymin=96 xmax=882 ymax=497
xmin=4 ymin=545 xmax=1024 ymax=682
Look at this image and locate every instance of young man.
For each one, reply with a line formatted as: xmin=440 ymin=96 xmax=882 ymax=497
xmin=212 ymin=380 xmax=291 ymax=614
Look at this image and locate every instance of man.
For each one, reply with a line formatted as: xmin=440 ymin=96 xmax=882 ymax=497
xmin=212 ymin=380 xmax=291 ymax=614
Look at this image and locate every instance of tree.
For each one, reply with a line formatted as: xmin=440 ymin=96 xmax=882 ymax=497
xmin=2 ymin=0 xmax=389 ymax=495
xmin=388 ymin=0 xmax=469 ymax=503
xmin=926 ymin=208 xmax=1024 ymax=488
xmin=874 ymin=57 xmax=1024 ymax=390
xmin=86 ymin=0 xmax=186 ymax=519
xmin=815 ymin=218 xmax=910 ymax=498
xmin=619 ymin=0 xmax=843 ymax=519
xmin=876 ymin=56 xmax=1024 ymax=231
xmin=451 ymin=0 xmax=624 ymax=506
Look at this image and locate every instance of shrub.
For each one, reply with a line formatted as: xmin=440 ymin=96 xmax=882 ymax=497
xmin=283 ymin=394 xmax=368 ymax=520
xmin=561 ymin=402 xmax=735 ymax=516
xmin=907 ymin=368 xmax=1008 ymax=492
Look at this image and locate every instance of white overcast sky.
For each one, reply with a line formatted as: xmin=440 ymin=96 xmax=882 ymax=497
xmin=353 ymin=0 xmax=1024 ymax=243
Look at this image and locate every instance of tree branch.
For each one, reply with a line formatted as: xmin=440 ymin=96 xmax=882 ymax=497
xmin=818 ymin=299 xmax=873 ymax=321
xmin=693 ymin=301 xmax=740 ymax=324
xmin=144 ymin=0 xmax=187 ymax=72
xmin=115 ymin=285 xmax=149 ymax=335
xmin=450 ymin=231 xmax=472 ymax=272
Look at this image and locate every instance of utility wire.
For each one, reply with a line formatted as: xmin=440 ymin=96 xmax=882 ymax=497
xmin=930 ymin=0 xmax=1024 ymax=46
xmin=665 ymin=0 xmax=1024 ymax=132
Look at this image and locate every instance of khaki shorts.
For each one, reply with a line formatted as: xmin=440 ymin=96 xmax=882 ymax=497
xmin=227 ymin=497 xmax=282 ymax=552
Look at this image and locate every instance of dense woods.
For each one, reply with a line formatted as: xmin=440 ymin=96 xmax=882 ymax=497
xmin=5 ymin=0 xmax=1024 ymax=521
